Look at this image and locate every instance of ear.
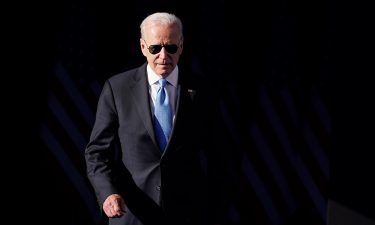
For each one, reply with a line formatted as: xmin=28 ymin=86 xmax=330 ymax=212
xmin=178 ymin=43 xmax=183 ymax=55
xmin=140 ymin=39 xmax=147 ymax=56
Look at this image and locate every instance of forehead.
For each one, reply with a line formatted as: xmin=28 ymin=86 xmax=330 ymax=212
xmin=144 ymin=23 xmax=181 ymax=43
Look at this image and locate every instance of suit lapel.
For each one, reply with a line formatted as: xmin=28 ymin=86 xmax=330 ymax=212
xmin=163 ymin=81 xmax=195 ymax=156
xmin=168 ymin=84 xmax=181 ymax=141
xmin=128 ymin=65 xmax=159 ymax=149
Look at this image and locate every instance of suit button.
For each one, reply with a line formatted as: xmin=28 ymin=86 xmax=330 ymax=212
xmin=156 ymin=185 xmax=161 ymax=191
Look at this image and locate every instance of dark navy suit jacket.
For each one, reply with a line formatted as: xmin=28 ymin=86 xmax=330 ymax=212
xmin=85 ymin=62 xmax=208 ymax=225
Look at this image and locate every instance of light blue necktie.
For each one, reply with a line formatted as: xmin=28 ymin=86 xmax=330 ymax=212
xmin=154 ymin=79 xmax=172 ymax=151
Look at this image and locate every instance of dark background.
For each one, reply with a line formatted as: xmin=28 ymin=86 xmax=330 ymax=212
xmin=5 ymin=0 xmax=374 ymax=224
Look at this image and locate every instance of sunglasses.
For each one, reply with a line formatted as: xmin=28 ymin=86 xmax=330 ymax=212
xmin=143 ymin=40 xmax=179 ymax=54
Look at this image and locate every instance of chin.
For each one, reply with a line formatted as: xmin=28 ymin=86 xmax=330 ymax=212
xmin=157 ymin=67 xmax=172 ymax=76
xmin=159 ymin=72 xmax=169 ymax=77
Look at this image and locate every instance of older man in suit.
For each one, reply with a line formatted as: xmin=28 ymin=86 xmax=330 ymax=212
xmin=85 ymin=12 xmax=220 ymax=225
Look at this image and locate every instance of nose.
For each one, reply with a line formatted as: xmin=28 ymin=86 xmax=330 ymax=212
xmin=158 ymin=46 xmax=168 ymax=58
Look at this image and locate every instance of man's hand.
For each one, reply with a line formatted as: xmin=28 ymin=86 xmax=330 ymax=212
xmin=103 ymin=194 xmax=127 ymax=218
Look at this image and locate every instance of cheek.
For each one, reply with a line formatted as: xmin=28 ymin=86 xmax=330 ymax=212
xmin=148 ymin=55 xmax=158 ymax=63
xmin=172 ymin=54 xmax=180 ymax=62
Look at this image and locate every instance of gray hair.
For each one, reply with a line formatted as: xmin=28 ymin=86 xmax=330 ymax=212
xmin=140 ymin=12 xmax=183 ymax=40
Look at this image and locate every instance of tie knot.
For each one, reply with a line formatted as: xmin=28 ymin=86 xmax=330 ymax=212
xmin=158 ymin=79 xmax=167 ymax=88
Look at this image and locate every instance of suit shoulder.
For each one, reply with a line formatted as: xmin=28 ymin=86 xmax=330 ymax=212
xmin=108 ymin=68 xmax=136 ymax=83
xmin=108 ymin=64 xmax=144 ymax=83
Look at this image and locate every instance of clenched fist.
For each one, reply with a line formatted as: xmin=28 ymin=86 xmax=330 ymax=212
xmin=103 ymin=194 xmax=127 ymax=218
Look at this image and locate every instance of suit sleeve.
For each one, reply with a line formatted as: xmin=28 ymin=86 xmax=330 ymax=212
xmin=85 ymin=80 xmax=121 ymax=207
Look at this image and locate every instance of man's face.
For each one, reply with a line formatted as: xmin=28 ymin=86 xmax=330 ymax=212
xmin=140 ymin=23 xmax=183 ymax=77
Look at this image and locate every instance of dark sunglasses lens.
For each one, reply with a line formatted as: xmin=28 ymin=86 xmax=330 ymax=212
xmin=165 ymin=45 xmax=178 ymax=54
xmin=149 ymin=44 xmax=178 ymax=54
xmin=149 ymin=45 xmax=162 ymax=54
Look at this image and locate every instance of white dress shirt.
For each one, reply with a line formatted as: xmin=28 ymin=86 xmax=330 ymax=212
xmin=147 ymin=64 xmax=178 ymax=123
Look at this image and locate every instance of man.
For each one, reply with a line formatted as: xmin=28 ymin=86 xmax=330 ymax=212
xmin=85 ymin=12 xmax=217 ymax=225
